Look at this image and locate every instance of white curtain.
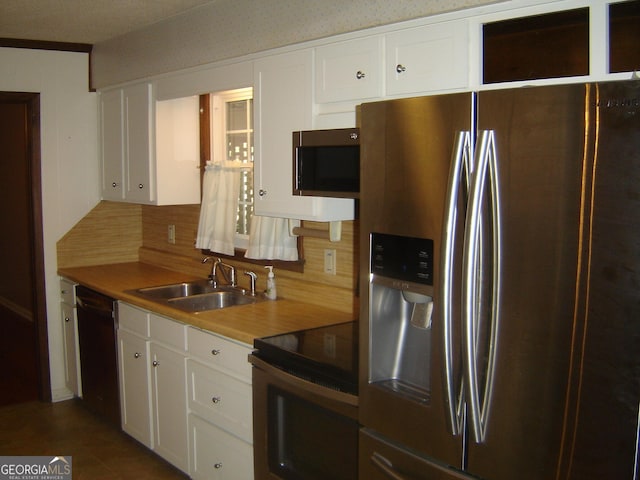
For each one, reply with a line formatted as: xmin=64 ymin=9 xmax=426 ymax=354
xmin=245 ymin=216 xmax=299 ymax=261
xmin=195 ymin=162 xmax=240 ymax=255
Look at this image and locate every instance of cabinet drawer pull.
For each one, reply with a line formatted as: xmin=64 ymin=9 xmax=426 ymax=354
xmin=134 ymin=352 xmax=141 ymax=359
xmin=152 ymin=360 xmax=159 ymax=367
xmin=64 ymin=317 xmax=70 ymax=323
xmin=212 ymin=396 xmax=221 ymax=404
xmin=112 ymin=182 xmax=118 ymax=188
xmin=258 ymin=189 xmax=267 ymax=197
xmin=396 ymin=64 xmax=407 ymax=74
xmin=211 ymin=349 xmax=221 ymax=356
xmin=214 ymin=463 xmax=222 ymax=469
xmin=356 ymin=70 xmax=366 ymax=79
xmin=138 ymin=183 xmax=144 ymax=189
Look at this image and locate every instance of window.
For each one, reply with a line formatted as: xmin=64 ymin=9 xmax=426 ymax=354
xmin=210 ymin=88 xmax=254 ymax=249
xmin=199 ymin=90 xmax=303 ymax=272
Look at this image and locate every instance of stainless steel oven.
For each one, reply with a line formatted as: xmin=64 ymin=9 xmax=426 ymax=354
xmin=249 ymin=322 xmax=359 ymax=480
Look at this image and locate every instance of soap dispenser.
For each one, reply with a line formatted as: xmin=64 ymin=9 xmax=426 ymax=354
xmin=264 ymin=266 xmax=277 ymax=300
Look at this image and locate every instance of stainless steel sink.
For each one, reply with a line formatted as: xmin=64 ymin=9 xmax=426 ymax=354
xmin=135 ymin=280 xmax=215 ymax=299
xmin=128 ymin=280 xmax=262 ymax=313
xmin=168 ymin=291 xmax=258 ymax=313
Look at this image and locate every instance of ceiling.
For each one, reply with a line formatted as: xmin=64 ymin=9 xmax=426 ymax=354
xmin=0 ymin=0 xmax=217 ymax=45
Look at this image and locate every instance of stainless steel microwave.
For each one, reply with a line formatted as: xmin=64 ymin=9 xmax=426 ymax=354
xmin=292 ymin=128 xmax=359 ymax=198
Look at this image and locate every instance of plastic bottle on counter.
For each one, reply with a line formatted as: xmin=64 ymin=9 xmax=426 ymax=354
xmin=264 ymin=266 xmax=277 ymax=300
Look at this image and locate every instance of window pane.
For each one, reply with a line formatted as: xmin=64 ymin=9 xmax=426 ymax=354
xmin=237 ymin=169 xmax=254 ymax=236
xmin=227 ymin=133 xmax=251 ymax=162
xmin=227 ymin=100 xmax=248 ymax=131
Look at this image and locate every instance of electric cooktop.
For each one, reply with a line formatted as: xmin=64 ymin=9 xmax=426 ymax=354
xmin=252 ymin=321 xmax=358 ymax=395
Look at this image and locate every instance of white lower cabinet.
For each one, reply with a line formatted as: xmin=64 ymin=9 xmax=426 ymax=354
xmin=189 ymin=414 xmax=254 ymax=480
xmin=187 ymin=327 xmax=253 ymax=480
xmin=117 ymin=302 xmax=189 ymax=474
xmin=150 ymin=340 xmax=189 ymax=472
xmin=117 ymin=303 xmax=254 ymax=479
xmin=118 ymin=328 xmax=153 ymax=448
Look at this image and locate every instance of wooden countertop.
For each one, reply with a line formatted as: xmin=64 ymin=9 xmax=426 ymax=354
xmin=58 ymin=262 xmax=355 ymax=345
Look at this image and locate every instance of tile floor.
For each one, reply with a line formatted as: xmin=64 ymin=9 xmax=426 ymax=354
xmin=0 ymin=399 xmax=189 ymax=479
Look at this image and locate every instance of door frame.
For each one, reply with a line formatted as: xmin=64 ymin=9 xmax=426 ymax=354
xmin=0 ymin=91 xmax=51 ymax=401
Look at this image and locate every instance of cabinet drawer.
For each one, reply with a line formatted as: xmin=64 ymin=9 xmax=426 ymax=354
xmin=187 ymin=327 xmax=252 ymax=379
xmin=118 ymin=302 xmax=150 ymax=337
xmin=189 ymin=414 xmax=254 ymax=480
xmin=60 ymin=278 xmax=76 ymax=305
xmin=150 ymin=314 xmax=187 ymax=351
xmin=187 ymin=359 xmax=252 ymax=443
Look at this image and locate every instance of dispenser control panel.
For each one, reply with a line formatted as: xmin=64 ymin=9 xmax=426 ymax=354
xmin=370 ymin=233 xmax=434 ymax=285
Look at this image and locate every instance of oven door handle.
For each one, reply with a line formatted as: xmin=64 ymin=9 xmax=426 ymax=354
xmin=249 ymin=355 xmax=358 ymax=407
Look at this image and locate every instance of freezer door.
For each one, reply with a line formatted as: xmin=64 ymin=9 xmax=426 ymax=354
xmin=465 ymin=84 xmax=596 ymax=479
xmin=360 ymin=429 xmax=474 ymax=480
xmin=359 ymin=93 xmax=473 ymax=468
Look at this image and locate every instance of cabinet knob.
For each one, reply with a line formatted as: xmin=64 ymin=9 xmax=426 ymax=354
xmin=258 ymin=189 xmax=267 ymax=197
xmin=138 ymin=183 xmax=144 ymax=189
xmin=134 ymin=352 xmax=141 ymax=359
xmin=112 ymin=182 xmax=118 ymax=188
xmin=211 ymin=349 xmax=221 ymax=356
xmin=214 ymin=463 xmax=222 ymax=469
xmin=152 ymin=360 xmax=159 ymax=367
xmin=356 ymin=70 xmax=366 ymax=79
xmin=396 ymin=64 xmax=407 ymax=74
xmin=64 ymin=317 xmax=70 ymax=323
xmin=212 ymin=396 xmax=221 ymax=404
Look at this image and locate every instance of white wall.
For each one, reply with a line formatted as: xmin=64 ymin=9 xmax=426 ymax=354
xmin=0 ymin=47 xmax=100 ymax=401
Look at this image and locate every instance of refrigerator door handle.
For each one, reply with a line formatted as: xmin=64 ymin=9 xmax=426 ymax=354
xmin=441 ymin=130 xmax=472 ymax=436
xmin=463 ymin=129 xmax=502 ymax=444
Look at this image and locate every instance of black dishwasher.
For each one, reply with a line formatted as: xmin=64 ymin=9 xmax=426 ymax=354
xmin=76 ymin=286 xmax=120 ymax=426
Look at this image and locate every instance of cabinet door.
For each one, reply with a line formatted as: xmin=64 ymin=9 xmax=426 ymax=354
xmin=100 ymin=88 xmax=125 ymax=200
xmin=315 ymin=36 xmax=383 ymax=103
xmin=150 ymin=341 xmax=189 ymax=473
xmin=254 ymin=50 xmax=314 ymax=219
xmin=61 ymin=302 xmax=80 ymax=397
xmin=189 ymin=414 xmax=253 ymax=480
xmin=124 ymin=83 xmax=154 ymax=203
xmin=118 ymin=329 xmax=153 ymax=449
xmin=385 ymin=20 xmax=469 ymax=96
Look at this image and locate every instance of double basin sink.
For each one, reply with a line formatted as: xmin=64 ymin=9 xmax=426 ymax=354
xmin=129 ymin=279 xmax=262 ymax=314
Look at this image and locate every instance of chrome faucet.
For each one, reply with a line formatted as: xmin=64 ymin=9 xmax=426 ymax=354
xmin=244 ymin=271 xmax=257 ymax=296
xmin=202 ymin=257 xmax=236 ymax=288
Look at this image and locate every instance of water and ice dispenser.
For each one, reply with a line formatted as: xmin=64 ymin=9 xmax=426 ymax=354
xmin=368 ymin=233 xmax=435 ymax=404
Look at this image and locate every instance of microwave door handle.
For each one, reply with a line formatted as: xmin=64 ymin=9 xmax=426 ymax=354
xmin=441 ymin=130 xmax=471 ymax=436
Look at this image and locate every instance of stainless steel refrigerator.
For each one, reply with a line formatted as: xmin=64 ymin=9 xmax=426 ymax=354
xmin=358 ymin=81 xmax=640 ymax=480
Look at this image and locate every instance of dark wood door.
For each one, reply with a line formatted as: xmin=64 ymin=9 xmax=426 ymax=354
xmin=0 ymin=92 xmax=50 ymax=405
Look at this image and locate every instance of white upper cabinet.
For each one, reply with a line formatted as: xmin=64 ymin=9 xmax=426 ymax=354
xmin=100 ymin=83 xmax=200 ymax=205
xmin=315 ymin=36 xmax=383 ymax=103
xmin=124 ymin=83 xmax=154 ymax=203
xmin=385 ymin=19 xmax=469 ymax=96
xmin=254 ymin=49 xmax=354 ymax=221
xmin=101 ymin=88 xmax=125 ymax=200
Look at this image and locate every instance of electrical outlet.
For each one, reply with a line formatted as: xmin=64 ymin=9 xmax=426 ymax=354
xmin=167 ymin=224 xmax=176 ymax=244
xmin=324 ymin=249 xmax=337 ymax=275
